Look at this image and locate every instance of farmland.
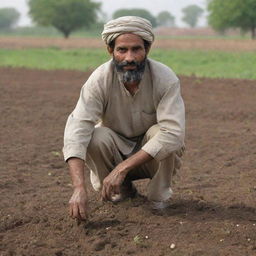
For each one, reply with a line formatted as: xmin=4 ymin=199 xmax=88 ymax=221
xmin=1 ymin=37 xmax=256 ymax=79
xmin=0 ymin=36 xmax=256 ymax=256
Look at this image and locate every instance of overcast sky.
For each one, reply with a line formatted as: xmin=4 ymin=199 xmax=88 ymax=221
xmin=0 ymin=0 xmax=208 ymax=27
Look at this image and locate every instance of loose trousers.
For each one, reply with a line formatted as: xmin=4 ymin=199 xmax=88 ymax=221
xmin=86 ymin=125 xmax=184 ymax=201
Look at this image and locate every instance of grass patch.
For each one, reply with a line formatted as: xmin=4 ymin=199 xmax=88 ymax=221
xmin=151 ymin=49 xmax=256 ymax=79
xmin=1 ymin=48 xmax=256 ymax=79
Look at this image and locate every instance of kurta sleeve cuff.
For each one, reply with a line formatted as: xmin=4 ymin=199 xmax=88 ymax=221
xmin=141 ymin=139 xmax=163 ymax=160
xmin=62 ymin=144 xmax=86 ymax=162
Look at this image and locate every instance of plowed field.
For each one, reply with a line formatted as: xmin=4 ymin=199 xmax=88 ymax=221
xmin=0 ymin=67 xmax=256 ymax=256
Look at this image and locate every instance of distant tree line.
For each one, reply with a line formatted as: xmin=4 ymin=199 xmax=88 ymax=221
xmin=112 ymin=9 xmax=176 ymax=28
xmin=0 ymin=1 xmax=205 ymax=37
xmin=1 ymin=0 xmax=256 ymax=39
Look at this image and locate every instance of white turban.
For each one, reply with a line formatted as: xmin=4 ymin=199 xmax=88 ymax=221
xmin=102 ymin=16 xmax=154 ymax=45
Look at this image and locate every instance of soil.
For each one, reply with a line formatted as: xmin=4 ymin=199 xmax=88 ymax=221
xmin=0 ymin=67 xmax=256 ymax=256
xmin=1 ymin=37 xmax=256 ymax=52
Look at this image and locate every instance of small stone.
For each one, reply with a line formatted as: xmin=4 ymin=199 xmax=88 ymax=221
xmin=248 ymin=238 xmax=251 ymax=242
xmin=236 ymin=224 xmax=239 ymax=227
xmin=48 ymin=172 xmax=52 ymax=176
xmin=220 ymin=239 xmax=224 ymax=242
xmin=170 ymin=243 xmax=176 ymax=249
xmin=145 ymin=236 xmax=149 ymax=239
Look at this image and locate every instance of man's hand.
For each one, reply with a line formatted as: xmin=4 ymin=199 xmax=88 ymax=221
xmin=67 ymin=157 xmax=88 ymax=220
xmin=69 ymin=186 xmax=88 ymax=220
xmin=101 ymin=150 xmax=153 ymax=201
xmin=101 ymin=166 xmax=127 ymax=201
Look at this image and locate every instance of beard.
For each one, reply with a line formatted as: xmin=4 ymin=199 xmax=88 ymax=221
xmin=113 ymin=57 xmax=147 ymax=84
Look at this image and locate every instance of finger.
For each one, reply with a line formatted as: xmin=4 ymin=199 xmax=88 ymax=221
xmin=101 ymin=184 xmax=107 ymax=201
xmin=106 ymin=184 xmax=113 ymax=201
xmin=78 ymin=204 xmax=87 ymax=220
xmin=113 ymin=184 xmax=120 ymax=195
xmin=72 ymin=204 xmax=79 ymax=219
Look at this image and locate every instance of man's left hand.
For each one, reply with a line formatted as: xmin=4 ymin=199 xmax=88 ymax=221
xmin=101 ymin=165 xmax=128 ymax=201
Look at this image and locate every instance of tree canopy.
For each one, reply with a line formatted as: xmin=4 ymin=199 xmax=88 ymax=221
xmin=28 ymin=0 xmax=100 ymax=38
xmin=112 ymin=9 xmax=157 ymax=27
xmin=208 ymin=0 xmax=256 ymax=39
xmin=182 ymin=5 xmax=204 ymax=28
xmin=157 ymin=11 xmax=175 ymax=27
xmin=0 ymin=8 xmax=20 ymax=30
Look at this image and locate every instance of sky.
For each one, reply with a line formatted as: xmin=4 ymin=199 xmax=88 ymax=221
xmin=0 ymin=0 xmax=208 ymax=27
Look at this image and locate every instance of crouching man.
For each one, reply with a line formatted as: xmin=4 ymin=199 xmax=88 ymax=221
xmin=63 ymin=16 xmax=185 ymax=220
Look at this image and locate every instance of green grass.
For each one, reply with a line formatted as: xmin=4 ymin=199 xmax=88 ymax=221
xmin=1 ymin=48 xmax=256 ymax=79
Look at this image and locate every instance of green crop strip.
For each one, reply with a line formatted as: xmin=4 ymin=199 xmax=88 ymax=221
xmin=1 ymin=48 xmax=256 ymax=79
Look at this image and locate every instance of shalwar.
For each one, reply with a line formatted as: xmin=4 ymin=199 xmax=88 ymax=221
xmin=87 ymin=125 xmax=184 ymax=201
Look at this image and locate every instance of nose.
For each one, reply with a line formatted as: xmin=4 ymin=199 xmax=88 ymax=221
xmin=124 ymin=50 xmax=135 ymax=63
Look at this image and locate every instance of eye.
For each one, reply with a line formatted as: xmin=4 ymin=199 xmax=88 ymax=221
xmin=132 ymin=46 xmax=143 ymax=52
xmin=117 ymin=47 xmax=127 ymax=53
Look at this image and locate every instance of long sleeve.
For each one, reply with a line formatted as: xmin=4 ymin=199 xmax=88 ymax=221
xmin=63 ymin=84 xmax=104 ymax=161
xmin=142 ymin=79 xmax=185 ymax=161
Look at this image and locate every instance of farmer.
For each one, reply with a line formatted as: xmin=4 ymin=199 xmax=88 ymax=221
xmin=63 ymin=16 xmax=185 ymax=220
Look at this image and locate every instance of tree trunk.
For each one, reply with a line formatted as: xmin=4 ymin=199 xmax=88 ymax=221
xmin=251 ymin=27 xmax=256 ymax=40
xmin=64 ymin=31 xmax=70 ymax=39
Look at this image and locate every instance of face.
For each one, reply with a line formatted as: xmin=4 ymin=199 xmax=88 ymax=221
xmin=108 ymin=33 xmax=150 ymax=84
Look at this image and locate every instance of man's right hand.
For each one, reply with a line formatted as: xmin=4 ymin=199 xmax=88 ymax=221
xmin=69 ymin=186 xmax=88 ymax=220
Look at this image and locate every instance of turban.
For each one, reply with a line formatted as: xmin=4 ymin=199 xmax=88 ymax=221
xmin=102 ymin=16 xmax=155 ymax=45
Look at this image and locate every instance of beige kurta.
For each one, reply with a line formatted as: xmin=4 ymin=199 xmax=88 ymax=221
xmin=63 ymin=58 xmax=185 ymax=162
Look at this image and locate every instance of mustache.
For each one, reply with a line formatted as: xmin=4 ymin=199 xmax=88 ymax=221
xmin=117 ymin=60 xmax=139 ymax=68
xmin=113 ymin=58 xmax=146 ymax=73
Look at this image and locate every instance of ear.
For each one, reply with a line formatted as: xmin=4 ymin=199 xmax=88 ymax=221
xmin=107 ymin=46 xmax=113 ymax=55
xmin=145 ymin=45 xmax=151 ymax=55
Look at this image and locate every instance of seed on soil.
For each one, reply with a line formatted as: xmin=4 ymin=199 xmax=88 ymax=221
xmin=170 ymin=243 xmax=176 ymax=249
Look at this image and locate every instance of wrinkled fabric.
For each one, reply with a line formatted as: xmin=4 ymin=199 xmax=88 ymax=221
xmin=86 ymin=125 xmax=185 ymax=201
xmin=63 ymin=58 xmax=185 ymax=162
xmin=102 ymin=16 xmax=154 ymax=45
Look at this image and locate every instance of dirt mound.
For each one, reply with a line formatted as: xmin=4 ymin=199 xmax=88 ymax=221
xmin=0 ymin=68 xmax=255 ymax=256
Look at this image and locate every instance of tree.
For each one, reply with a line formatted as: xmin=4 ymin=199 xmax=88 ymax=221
xmin=113 ymin=9 xmax=157 ymax=27
xmin=0 ymin=8 xmax=20 ymax=30
xmin=182 ymin=5 xmax=204 ymax=28
xmin=28 ymin=0 xmax=100 ymax=38
xmin=208 ymin=0 xmax=256 ymax=39
xmin=157 ymin=11 xmax=175 ymax=27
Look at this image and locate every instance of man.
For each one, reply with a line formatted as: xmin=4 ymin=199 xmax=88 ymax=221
xmin=63 ymin=16 xmax=185 ymax=221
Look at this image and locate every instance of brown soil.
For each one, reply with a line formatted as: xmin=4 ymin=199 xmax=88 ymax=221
xmin=1 ymin=36 xmax=256 ymax=52
xmin=0 ymin=68 xmax=256 ymax=256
